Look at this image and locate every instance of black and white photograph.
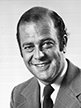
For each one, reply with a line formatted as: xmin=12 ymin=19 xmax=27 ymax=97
xmin=0 ymin=0 xmax=81 ymax=108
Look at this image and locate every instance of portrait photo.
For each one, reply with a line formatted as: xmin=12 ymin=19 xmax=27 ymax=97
xmin=0 ymin=0 xmax=81 ymax=108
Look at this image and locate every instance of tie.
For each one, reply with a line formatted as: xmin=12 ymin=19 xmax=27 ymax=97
xmin=43 ymin=85 xmax=54 ymax=108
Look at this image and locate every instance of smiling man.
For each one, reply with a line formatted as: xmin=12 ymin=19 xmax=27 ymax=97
xmin=10 ymin=7 xmax=81 ymax=108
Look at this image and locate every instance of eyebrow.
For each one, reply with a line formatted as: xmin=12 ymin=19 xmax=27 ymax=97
xmin=40 ymin=37 xmax=55 ymax=43
xmin=22 ymin=37 xmax=55 ymax=48
xmin=22 ymin=42 xmax=33 ymax=47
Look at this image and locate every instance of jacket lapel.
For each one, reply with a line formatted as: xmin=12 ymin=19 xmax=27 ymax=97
xmin=55 ymin=79 xmax=81 ymax=108
xmin=55 ymin=59 xmax=81 ymax=108
xmin=18 ymin=78 xmax=40 ymax=108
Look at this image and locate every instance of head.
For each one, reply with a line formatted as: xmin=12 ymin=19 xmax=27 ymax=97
xmin=16 ymin=6 xmax=68 ymax=84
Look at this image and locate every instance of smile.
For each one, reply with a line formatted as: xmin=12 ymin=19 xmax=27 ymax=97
xmin=32 ymin=61 xmax=51 ymax=71
xmin=35 ymin=62 xmax=50 ymax=66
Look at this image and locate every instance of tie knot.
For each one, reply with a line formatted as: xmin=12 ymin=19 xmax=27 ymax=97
xmin=43 ymin=85 xmax=54 ymax=97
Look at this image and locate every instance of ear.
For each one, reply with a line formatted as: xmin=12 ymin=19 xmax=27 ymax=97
xmin=63 ymin=35 xmax=68 ymax=46
xmin=63 ymin=35 xmax=68 ymax=53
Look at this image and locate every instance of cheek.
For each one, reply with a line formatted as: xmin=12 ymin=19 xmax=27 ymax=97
xmin=45 ymin=48 xmax=60 ymax=59
xmin=22 ymin=52 xmax=33 ymax=64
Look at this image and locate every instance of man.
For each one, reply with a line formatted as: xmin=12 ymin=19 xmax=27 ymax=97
xmin=10 ymin=6 xmax=81 ymax=108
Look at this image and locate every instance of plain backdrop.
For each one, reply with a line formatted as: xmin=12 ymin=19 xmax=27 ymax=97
xmin=0 ymin=0 xmax=81 ymax=108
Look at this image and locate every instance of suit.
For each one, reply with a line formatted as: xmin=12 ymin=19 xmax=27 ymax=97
xmin=10 ymin=59 xmax=81 ymax=108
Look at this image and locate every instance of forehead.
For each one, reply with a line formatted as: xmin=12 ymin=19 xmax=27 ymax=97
xmin=19 ymin=19 xmax=58 ymax=42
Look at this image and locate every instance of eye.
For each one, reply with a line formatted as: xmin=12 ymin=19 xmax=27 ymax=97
xmin=42 ymin=40 xmax=54 ymax=50
xmin=23 ymin=43 xmax=34 ymax=52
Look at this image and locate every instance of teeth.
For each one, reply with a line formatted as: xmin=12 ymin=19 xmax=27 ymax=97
xmin=35 ymin=64 xmax=45 ymax=67
xmin=32 ymin=61 xmax=51 ymax=68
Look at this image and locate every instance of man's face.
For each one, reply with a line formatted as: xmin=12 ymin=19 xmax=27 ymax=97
xmin=19 ymin=20 xmax=65 ymax=84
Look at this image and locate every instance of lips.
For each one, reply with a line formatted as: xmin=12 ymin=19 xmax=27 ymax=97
xmin=34 ymin=61 xmax=50 ymax=66
xmin=32 ymin=61 xmax=51 ymax=71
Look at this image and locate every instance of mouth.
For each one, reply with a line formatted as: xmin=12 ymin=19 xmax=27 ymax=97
xmin=32 ymin=61 xmax=51 ymax=71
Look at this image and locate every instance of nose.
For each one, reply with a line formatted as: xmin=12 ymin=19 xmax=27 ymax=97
xmin=34 ymin=47 xmax=44 ymax=60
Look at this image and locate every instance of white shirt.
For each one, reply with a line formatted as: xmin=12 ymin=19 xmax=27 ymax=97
xmin=38 ymin=59 xmax=68 ymax=108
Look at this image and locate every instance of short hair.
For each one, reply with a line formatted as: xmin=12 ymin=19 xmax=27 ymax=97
xmin=16 ymin=6 xmax=68 ymax=56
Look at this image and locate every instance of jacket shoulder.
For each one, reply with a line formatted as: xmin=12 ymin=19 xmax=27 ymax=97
xmin=11 ymin=78 xmax=34 ymax=101
xmin=13 ymin=77 xmax=34 ymax=95
xmin=10 ymin=77 xmax=36 ymax=108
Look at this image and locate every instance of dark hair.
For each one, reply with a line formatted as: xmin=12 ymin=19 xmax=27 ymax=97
xmin=16 ymin=6 xmax=68 ymax=56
